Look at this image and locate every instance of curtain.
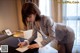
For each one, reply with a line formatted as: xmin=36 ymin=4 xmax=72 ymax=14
xmin=51 ymin=0 xmax=63 ymax=23
xmin=39 ymin=0 xmax=51 ymax=17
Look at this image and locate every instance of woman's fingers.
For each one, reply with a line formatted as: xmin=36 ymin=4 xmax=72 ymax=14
xmin=28 ymin=45 xmax=32 ymax=49
xmin=18 ymin=42 xmax=22 ymax=48
xmin=28 ymin=45 xmax=35 ymax=49
xmin=18 ymin=43 xmax=39 ymax=49
xmin=18 ymin=42 xmax=26 ymax=48
xmin=28 ymin=44 xmax=39 ymax=49
xmin=19 ymin=44 xmax=23 ymax=48
xmin=18 ymin=42 xmax=21 ymax=46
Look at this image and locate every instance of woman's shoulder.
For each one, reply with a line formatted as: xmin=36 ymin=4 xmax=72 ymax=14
xmin=41 ymin=15 xmax=48 ymax=19
xmin=41 ymin=15 xmax=53 ymax=22
xmin=40 ymin=15 xmax=48 ymax=23
xmin=41 ymin=15 xmax=54 ymax=26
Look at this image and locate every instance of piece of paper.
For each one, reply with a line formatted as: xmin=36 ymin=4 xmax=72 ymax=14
xmin=16 ymin=45 xmax=29 ymax=52
xmin=23 ymin=30 xmax=33 ymax=39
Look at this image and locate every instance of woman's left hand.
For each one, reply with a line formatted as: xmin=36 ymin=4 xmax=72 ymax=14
xmin=28 ymin=43 xmax=39 ymax=49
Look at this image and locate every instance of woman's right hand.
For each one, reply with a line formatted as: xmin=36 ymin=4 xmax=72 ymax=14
xmin=18 ymin=42 xmax=26 ymax=48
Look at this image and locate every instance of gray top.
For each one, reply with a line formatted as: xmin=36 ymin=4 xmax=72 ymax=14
xmin=28 ymin=15 xmax=75 ymax=46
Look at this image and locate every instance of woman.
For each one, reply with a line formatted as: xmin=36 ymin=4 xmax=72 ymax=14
xmin=18 ymin=2 xmax=75 ymax=53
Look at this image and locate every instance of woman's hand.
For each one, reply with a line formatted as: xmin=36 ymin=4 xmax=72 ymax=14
xmin=28 ymin=43 xmax=39 ymax=49
xmin=18 ymin=42 xmax=27 ymax=48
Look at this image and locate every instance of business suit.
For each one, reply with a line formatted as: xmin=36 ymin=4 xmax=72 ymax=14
xmin=28 ymin=15 xmax=75 ymax=53
xmin=55 ymin=23 xmax=75 ymax=53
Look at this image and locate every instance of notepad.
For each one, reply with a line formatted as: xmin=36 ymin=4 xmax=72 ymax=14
xmin=16 ymin=45 xmax=29 ymax=52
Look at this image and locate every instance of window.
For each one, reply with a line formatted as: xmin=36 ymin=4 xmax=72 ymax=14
xmin=39 ymin=0 xmax=51 ymax=17
xmin=63 ymin=0 xmax=80 ymax=45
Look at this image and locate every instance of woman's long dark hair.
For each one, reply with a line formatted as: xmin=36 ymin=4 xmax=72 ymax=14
xmin=22 ymin=2 xmax=41 ymax=26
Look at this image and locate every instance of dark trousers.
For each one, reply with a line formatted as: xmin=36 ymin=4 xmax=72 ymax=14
xmin=58 ymin=41 xmax=74 ymax=53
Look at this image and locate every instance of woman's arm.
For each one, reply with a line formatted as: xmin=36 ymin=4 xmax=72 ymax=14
xmin=18 ymin=27 xmax=38 ymax=48
xmin=41 ymin=17 xmax=56 ymax=46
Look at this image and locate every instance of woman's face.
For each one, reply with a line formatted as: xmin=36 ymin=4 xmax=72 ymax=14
xmin=26 ymin=14 xmax=36 ymax=22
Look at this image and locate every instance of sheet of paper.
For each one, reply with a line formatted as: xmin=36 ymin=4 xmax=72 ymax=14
xmin=23 ymin=30 xmax=33 ymax=39
xmin=16 ymin=45 xmax=29 ymax=52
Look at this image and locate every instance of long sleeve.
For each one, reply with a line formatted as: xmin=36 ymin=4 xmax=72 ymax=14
xmin=41 ymin=17 xmax=56 ymax=46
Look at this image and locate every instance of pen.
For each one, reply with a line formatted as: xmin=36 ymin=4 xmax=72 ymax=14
xmin=18 ymin=38 xmax=21 ymax=43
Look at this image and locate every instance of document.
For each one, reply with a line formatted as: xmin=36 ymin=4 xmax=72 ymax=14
xmin=16 ymin=45 xmax=29 ymax=52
